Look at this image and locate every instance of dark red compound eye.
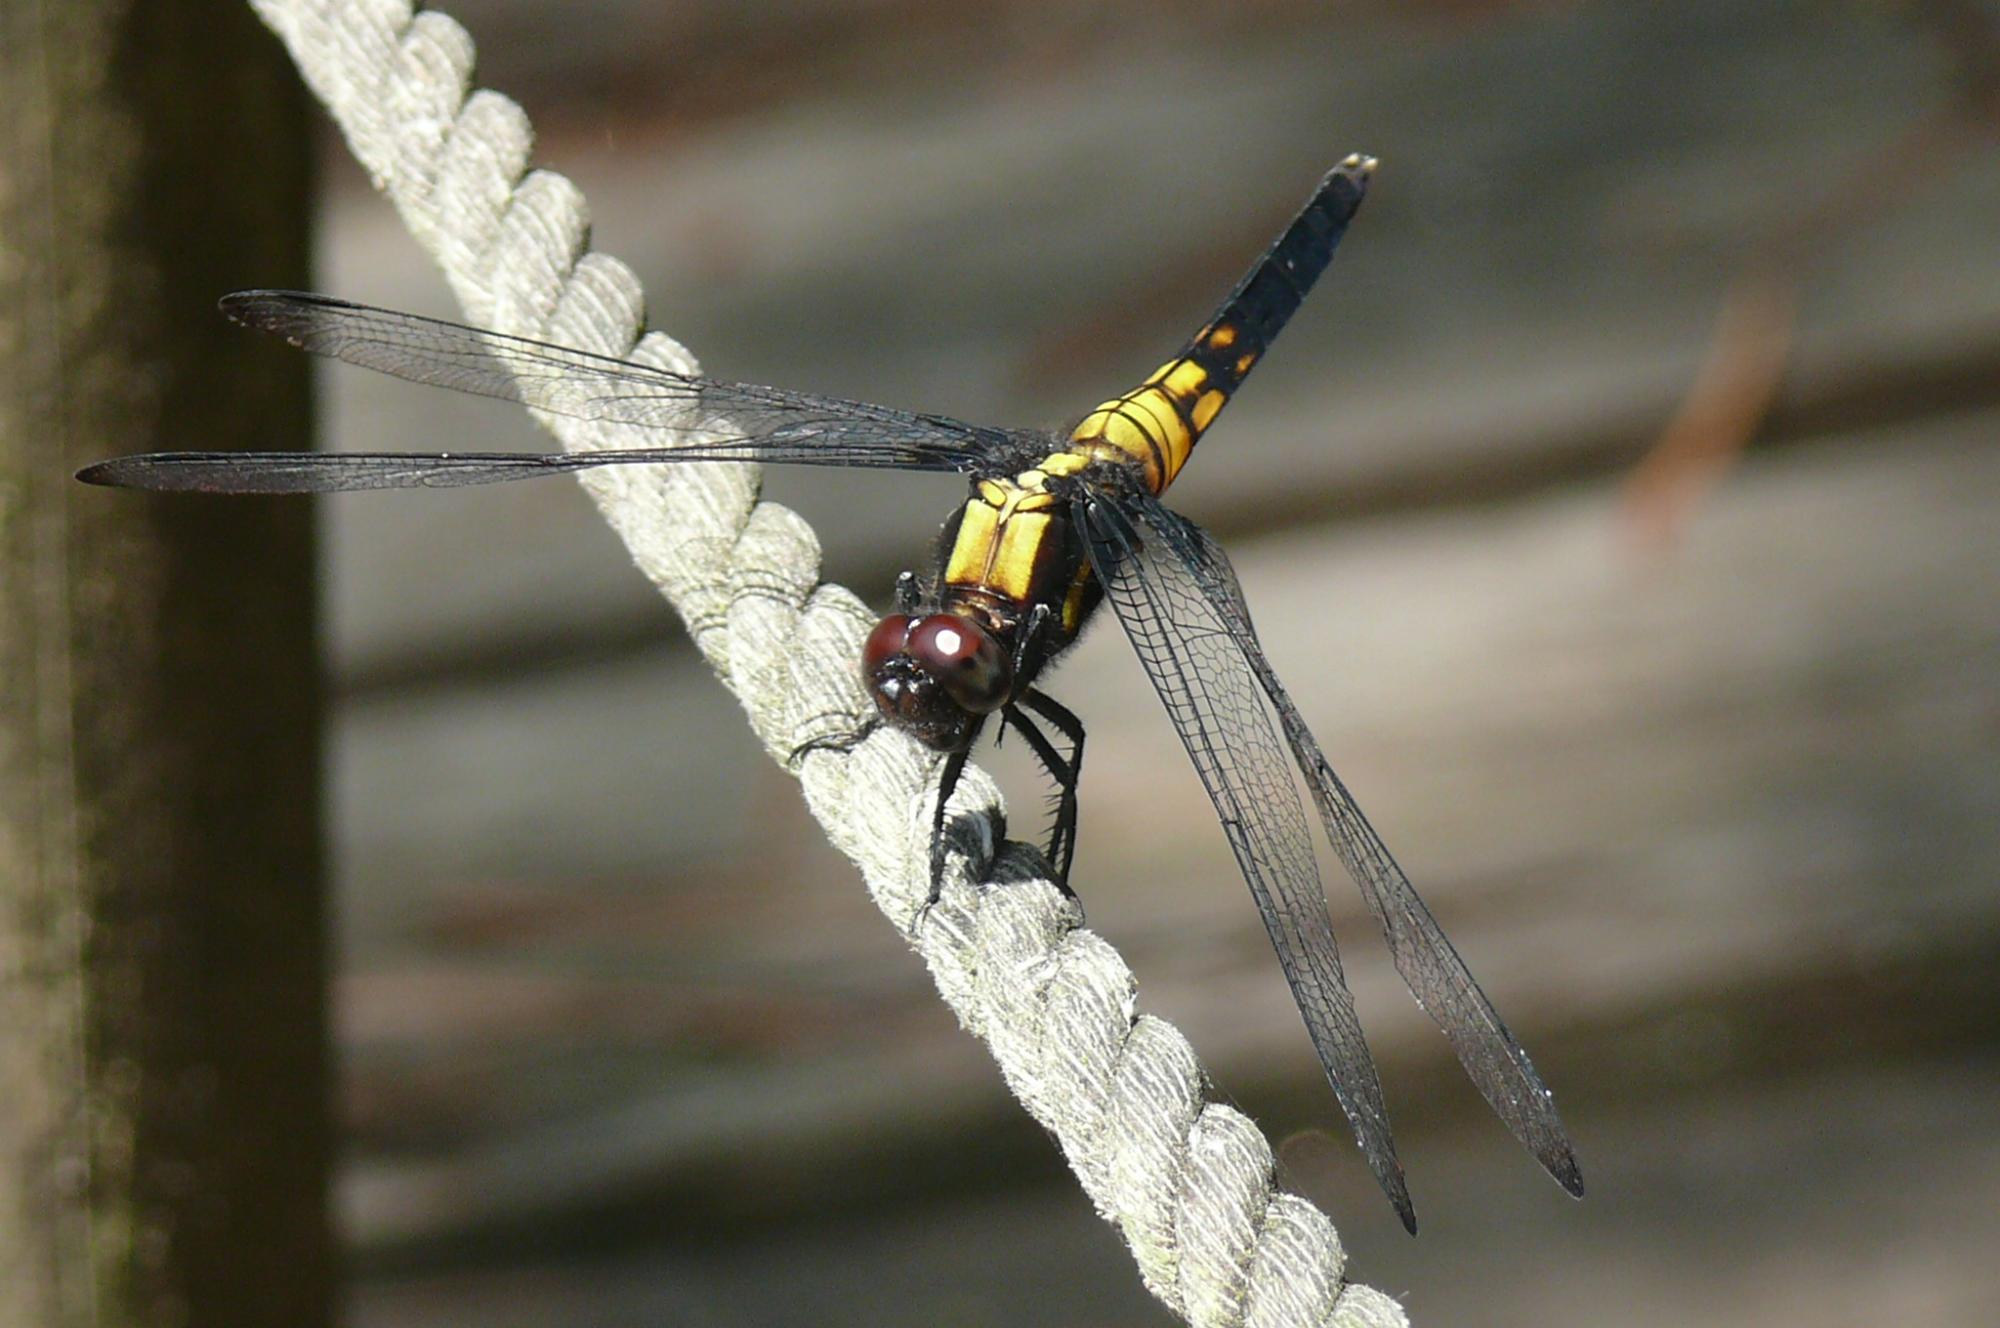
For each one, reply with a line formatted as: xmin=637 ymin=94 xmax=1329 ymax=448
xmin=861 ymin=614 xmax=915 ymax=682
xmin=910 ymin=614 xmax=1008 ymax=713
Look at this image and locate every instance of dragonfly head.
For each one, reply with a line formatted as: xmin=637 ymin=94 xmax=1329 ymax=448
xmin=863 ymin=612 xmax=1010 ymax=750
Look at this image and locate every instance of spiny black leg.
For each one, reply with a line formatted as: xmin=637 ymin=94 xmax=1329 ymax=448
xmin=999 ymin=707 xmax=1074 ymax=884
xmin=1004 ymin=694 xmax=1084 ymax=887
xmin=1018 ymin=688 xmax=1086 ymax=882
xmin=928 ymin=743 xmax=973 ymax=905
xmin=1019 ymin=686 xmax=1085 ymax=762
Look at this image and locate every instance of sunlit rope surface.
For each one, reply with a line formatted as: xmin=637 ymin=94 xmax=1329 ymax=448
xmin=246 ymin=2 xmax=1410 ymax=1322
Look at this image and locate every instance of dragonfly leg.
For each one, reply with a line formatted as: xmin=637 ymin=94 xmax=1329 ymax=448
xmin=1008 ymin=689 xmax=1086 ymax=887
xmin=786 ymin=715 xmax=883 ymax=768
xmin=928 ymin=743 xmax=975 ymax=905
xmin=1007 ymin=601 xmax=1058 ymax=684
xmin=893 ymin=569 xmax=923 ymax=614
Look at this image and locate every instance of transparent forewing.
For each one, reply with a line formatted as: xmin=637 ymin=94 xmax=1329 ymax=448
xmin=1076 ymin=491 xmax=1414 ymax=1232
xmin=1136 ymin=498 xmax=1584 ymax=1202
xmin=84 ymin=291 xmax=1021 ymax=493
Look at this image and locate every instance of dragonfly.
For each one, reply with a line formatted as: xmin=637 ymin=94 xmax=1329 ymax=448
xmin=79 ymin=153 xmax=1582 ymax=1231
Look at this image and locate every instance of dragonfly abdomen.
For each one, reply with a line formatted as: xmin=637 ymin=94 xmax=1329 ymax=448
xmin=1200 ymin=153 xmax=1373 ymax=367
xmin=1063 ymin=362 xmax=1215 ymax=493
xmin=1062 ymin=153 xmax=1374 ymax=495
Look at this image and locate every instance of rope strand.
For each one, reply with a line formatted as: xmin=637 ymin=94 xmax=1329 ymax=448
xmin=248 ymin=3 xmax=1408 ymax=1322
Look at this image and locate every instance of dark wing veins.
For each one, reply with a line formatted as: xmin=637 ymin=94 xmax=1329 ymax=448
xmin=1075 ymin=488 xmax=1414 ymax=1232
xmin=81 ymin=291 xmax=1041 ymax=492
xmin=1133 ymin=494 xmax=1584 ymax=1205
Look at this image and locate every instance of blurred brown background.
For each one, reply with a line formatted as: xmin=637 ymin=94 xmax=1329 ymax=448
xmin=270 ymin=1 xmax=1997 ymax=1324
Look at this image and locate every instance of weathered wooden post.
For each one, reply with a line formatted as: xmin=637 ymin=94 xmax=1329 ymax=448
xmin=0 ymin=3 xmax=332 ymax=1324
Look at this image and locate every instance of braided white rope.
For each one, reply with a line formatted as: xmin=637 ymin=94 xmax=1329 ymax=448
xmin=251 ymin=3 xmax=1410 ymax=1323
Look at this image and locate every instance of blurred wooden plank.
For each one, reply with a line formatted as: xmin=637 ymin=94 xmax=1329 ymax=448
xmin=347 ymin=1054 xmax=2000 ymax=1327
xmin=332 ymin=647 xmax=775 ymax=945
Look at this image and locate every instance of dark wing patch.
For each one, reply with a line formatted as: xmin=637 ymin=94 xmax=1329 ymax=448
xmin=1134 ymin=496 xmax=1584 ymax=1204
xmin=1076 ymin=489 xmax=1414 ymax=1233
xmin=80 ymin=292 xmax=1028 ymax=493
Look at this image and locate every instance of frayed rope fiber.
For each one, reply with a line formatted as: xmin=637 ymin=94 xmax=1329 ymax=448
xmin=247 ymin=2 xmax=1409 ymax=1322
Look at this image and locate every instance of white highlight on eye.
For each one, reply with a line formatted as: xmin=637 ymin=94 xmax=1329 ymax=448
xmin=933 ymin=627 xmax=963 ymax=654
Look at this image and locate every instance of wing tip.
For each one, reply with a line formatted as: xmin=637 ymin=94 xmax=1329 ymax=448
xmin=75 ymin=456 xmax=178 ymax=489
xmin=218 ymin=289 xmax=268 ymax=322
xmin=1358 ymin=1131 xmax=1419 ymax=1234
xmin=1547 ymin=1145 xmax=1586 ymax=1199
xmin=74 ymin=452 xmax=315 ymax=494
xmin=218 ymin=289 xmax=335 ymax=337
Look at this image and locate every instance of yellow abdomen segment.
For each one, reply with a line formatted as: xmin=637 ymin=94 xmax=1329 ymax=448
xmin=1066 ymin=328 xmax=1242 ymax=493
